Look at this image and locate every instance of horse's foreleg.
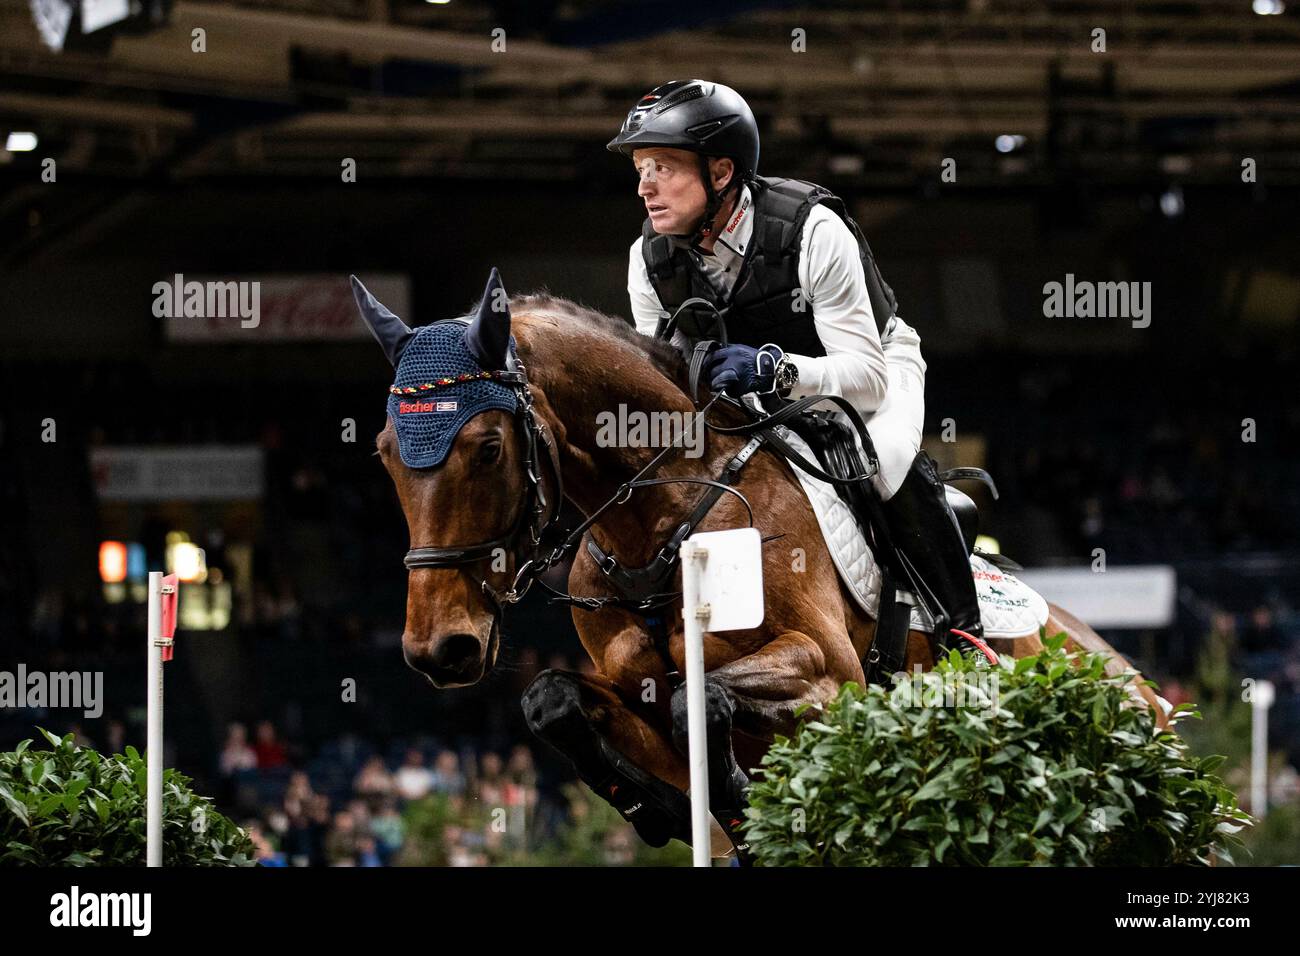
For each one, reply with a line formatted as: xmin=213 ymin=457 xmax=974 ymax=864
xmin=669 ymin=630 xmax=851 ymax=860
xmin=521 ymin=668 xmax=698 ymax=850
xmin=702 ymin=630 xmax=851 ymax=739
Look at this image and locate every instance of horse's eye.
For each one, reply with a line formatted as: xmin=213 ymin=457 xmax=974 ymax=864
xmin=477 ymin=439 xmax=503 ymax=465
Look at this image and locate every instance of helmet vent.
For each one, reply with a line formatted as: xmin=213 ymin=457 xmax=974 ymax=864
xmin=686 ymin=119 xmax=726 ymax=140
xmin=654 ymin=83 xmax=705 ymax=114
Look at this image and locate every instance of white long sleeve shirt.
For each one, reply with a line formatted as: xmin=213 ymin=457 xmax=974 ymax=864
xmin=627 ymin=184 xmax=896 ymax=414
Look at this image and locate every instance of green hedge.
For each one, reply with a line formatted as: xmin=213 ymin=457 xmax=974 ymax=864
xmin=741 ymin=635 xmax=1251 ymax=866
xmin=0 ymin=729 xmax=253 ymax=866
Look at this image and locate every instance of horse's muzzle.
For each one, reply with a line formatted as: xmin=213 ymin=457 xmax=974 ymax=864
xmin=404 ymin=619 xmax=500 ymax=688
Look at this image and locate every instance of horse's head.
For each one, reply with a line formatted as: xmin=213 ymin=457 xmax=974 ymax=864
xmin=353 ymin=269 xmax=558 ymax=688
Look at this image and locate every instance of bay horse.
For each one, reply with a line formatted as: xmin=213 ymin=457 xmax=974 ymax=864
xmin=355 ymin=269 xmax=1169 ymax=861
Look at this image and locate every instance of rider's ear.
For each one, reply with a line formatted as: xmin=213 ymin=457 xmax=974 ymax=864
xmin=711 ymin=157 xmax=735 ymax=192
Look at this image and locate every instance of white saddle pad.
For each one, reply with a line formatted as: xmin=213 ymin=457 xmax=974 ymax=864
xmin=776 ymin=427 xmax=1049 ymax=639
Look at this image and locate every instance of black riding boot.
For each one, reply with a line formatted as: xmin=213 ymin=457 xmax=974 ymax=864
xmin=882 ymin=452 xmax=997 ymax=665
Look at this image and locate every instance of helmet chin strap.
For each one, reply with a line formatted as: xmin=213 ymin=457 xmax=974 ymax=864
xmin=682 ymin=154 xmax=738 ymax=250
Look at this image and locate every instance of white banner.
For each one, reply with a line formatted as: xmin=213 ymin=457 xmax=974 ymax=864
xmin=90 ymin=446 xmax=264 ymax=501
xmin=1015 ymin=565 xmax=1177 ymax=629
xmin=81 ymin=0 xmax=130 ymax=34
xmin=162 ymin=274 xmax=409 ymax=343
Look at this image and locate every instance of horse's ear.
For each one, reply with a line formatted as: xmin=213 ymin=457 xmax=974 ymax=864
xmin=351 ymin=275 xmax=415 ymax=367
xmin=466 ymin=267 xmax=511 ymax=370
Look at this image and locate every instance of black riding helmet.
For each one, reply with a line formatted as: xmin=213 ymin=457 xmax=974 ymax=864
xmin=607 ymin=79 xmax=760 ymax=244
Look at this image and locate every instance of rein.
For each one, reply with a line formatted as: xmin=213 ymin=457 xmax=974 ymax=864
xmin=397 ymin=307 xmax=887 ymax=628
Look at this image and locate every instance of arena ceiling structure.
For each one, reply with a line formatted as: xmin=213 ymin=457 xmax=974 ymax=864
xmin=1 ymin=0 xmax=1297 ymax=269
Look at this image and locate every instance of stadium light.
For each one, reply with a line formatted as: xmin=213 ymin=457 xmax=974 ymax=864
xmin=5 ymin=132 xmax=38 ymax=152
xmin=1252 ymin=0 xmax=1285 ymax=15
xmin=1160 ymin=186 xmax=1185 ymax=218
xmin=99 ymin=540 xmax=127 ymax=583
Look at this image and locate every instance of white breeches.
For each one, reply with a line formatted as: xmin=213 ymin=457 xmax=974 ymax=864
xmin=863 ymin=315 xmax=926 ymax=501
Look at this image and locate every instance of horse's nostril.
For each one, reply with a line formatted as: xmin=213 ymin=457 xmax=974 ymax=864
xmin=431 ymin=632 xmax=482 ymax=674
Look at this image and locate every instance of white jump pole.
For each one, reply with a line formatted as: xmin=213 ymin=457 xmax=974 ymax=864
xmin=146 ymin=571 xmax=164 ymax=867
xmin=1250 ymin=679 xmax=1275 ymax=817
xmin=680 ymin=541 xmax=712 ymax=868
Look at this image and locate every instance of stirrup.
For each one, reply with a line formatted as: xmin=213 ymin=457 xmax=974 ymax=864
xmin=950 ymin=628 xmax=999 ymax=667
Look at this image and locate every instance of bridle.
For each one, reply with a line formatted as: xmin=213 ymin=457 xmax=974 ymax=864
xmin=393 ymin=311 xmax=883 ymax=623
xmin=392 ymin=326 xmax=759 ymax=619
xmin=398 ymin=322 xmax=564 ymax=612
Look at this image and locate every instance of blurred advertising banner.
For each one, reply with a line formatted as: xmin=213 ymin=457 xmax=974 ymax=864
xmin=1016 ymin=565 xmax=1177 ymax=629
xmin=160 ymin=273 xmax=408 ymax=342
xmin=90 ymin=446 xmax=264 ymax=501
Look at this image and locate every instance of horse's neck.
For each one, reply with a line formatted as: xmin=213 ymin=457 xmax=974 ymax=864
xmin=518 ymin=317 xmax=735 ymax=561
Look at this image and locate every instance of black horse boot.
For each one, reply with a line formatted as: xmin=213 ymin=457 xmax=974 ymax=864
xmin=882 ymin=452 xmax=998 ymax=667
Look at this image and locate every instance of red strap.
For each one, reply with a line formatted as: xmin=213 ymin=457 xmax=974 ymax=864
xmin=160 ymin=574 xmax=179 ymax=660
xmin=951 ymin=628 xmax=999 ymax=666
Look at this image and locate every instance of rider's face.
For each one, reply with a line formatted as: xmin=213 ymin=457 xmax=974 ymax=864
xmin=632 ymin=147 xmax=708 ymax=236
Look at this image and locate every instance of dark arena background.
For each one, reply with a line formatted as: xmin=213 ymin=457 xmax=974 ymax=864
xmin=1 ymin=0 xmax=1298 ymax=901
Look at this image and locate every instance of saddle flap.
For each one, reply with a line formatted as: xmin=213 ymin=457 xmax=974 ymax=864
xmin=944 ymin=485 xmax=979 ymax=554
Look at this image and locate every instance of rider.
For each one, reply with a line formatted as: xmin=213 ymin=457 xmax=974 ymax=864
xmin=607 ymin=79 xmax=993 ymax=664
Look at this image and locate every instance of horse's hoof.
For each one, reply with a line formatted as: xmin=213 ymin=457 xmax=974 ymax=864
xmin=670 ymin=677 xmax=736 ymax=758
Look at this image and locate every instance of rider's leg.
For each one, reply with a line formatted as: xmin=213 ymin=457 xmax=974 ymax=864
xmin=867 ymin=317 xmax=994 ymax=663
xmin=881 ymin=451 xmax=996 ymax=663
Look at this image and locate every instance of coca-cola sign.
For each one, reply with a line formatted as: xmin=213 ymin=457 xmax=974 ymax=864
xmin=163 ymin=274 xmax=408 ymax=342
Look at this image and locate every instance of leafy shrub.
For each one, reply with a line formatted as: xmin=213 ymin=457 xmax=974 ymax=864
xmin=0 ymin=729 xmax=254 ymax=866
xmin=741 ymin=635 xmax=1251 ymax=866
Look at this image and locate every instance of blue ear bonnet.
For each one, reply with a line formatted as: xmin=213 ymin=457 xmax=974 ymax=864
xmin=388 ymin=321 xmax=519 ymax=469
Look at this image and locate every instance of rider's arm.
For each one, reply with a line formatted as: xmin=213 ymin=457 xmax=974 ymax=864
xmin=628 ymin=237 xmax=666 ymax=336
xmin=786 ymin=205 xmax=890 ymax=412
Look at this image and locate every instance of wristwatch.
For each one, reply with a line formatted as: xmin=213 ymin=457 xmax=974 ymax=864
xmin=774 ymin=356 xmax=799 ymax=398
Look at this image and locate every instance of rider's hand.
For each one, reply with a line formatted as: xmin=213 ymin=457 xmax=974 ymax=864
xmin=702 ymin=344 xmax=775 ymax=397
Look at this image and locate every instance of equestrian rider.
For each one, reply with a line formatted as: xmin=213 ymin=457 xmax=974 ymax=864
xmin=607 ymin=79 xmax=992 ymax=663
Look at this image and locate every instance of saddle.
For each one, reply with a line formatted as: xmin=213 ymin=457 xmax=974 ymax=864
xmin=769 ymin=405 xmax=1007 ymax=683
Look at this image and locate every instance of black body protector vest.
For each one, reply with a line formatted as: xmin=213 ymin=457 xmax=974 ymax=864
xmin=641 ymin=176 xmax=899 ymax=355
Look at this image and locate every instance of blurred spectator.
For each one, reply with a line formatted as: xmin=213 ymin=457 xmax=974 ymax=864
xmin=370 ymin=797 xmax=405 ymax=863
xmin=430 ymin=749 xmax=466 ymax=798
xmin=283 ymin=771 xmax=316 ymax=819
xmin=357 ymin=836 xmax=383 ymax=867
xmin=354 ymin=755 xmax=394 ymax=803
xmin=324 ymin=810 xmax=360 ymax=866
xmin=477 ymin=752 xmax=505 ymax=807
xmin=245 ymin=821 xmax=287 ymax=867
xmin=283 ymin=790 xmax=329 ymax=868
xmin=220 ymin=722 xmax=258 ymax=777
xmin=394 ymin=748 xmax=434 ymax=801
xmin=252 ymin=720 xmax=288 ymax=769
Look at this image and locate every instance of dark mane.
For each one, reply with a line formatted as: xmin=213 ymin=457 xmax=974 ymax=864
xmin=504 ymin=291 xmax=693 ymax=395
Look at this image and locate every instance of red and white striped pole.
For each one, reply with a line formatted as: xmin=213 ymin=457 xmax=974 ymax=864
xmin=146 ymin=572 xmax=179 ymax=867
